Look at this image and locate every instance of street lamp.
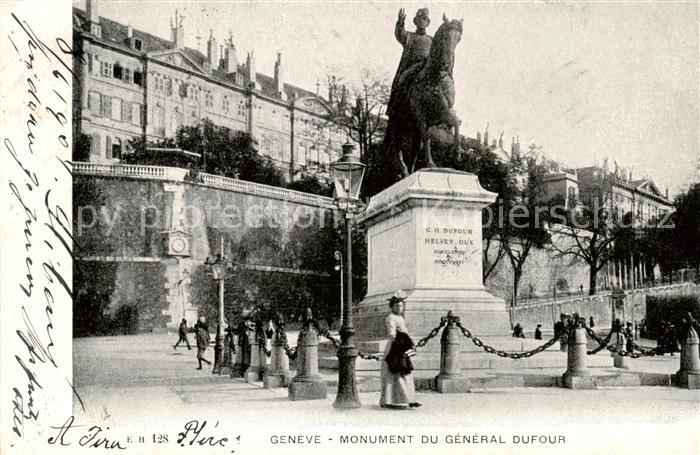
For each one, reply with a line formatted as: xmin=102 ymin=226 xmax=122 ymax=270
xmin=334 ymin=250 xmax=344 ymax=328
xmin=331 ymin=142 xmax=365 ymax=409
xmin=204 ymin=235 xmax=232 ymax=375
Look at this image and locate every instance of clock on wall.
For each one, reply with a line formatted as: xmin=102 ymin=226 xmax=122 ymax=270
xmin=160 ymin=229 xmax=192 ymax=257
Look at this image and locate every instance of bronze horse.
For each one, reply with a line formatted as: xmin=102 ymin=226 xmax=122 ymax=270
xmin=386 ymin=15 xmax=463 ymax=177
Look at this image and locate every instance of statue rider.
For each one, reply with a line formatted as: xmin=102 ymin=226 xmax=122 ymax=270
xmin=387 ymin=8 xmax=433 ymax=118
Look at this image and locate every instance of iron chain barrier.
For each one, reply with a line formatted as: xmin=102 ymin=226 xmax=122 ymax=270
xmin=453 ymin=318 xmax=561 ymax=359
xmin=313 ymin=317 xmax=449 ymax=362
xmin=313 ymin=321 xmax=341 ymax=350
xmin=584 ymin=326 xmax=615 ymax=355
xmin=583 ymin=325 xmax=666 ymax=358
xmin=358 ymin=317 xmax=448 ymax=361
xmin=416 ymin=318 xmax=448 ymax=349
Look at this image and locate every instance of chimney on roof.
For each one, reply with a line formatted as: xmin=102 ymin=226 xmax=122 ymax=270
xmin=511 ymin=137 xmax=518 ymax=158
xmin=85 ymin=0 xmax=102 ymax=38
xmin=483 ymin=123 xmax=489 ymax=147
xmin=224 ymin=33 xmax=237 ymax=74
xmin=665 ymin=187 xmax=669 ymax=198
xmin=274 ymin=52 xmax=284 ymax=96
xmin=126 ymin=24 xmax=134 ymax=47
xmin=245 ymin=51 xmax=256 ymax=86
xmin=170 ymin=10 xmax=185 ymax=49
xmin=207 ymin=31 xmax=219 ymax=68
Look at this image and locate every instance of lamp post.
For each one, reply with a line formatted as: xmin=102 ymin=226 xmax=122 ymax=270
xmin=330 ymin=142 xmax=365 ymax=409
xmin=334 ymin=250 xmax=344 ymax=328
xmin=205 ymin=236 xmax=231 ymax=375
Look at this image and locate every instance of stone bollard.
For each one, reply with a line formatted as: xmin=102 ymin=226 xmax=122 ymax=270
xmin=231 ymin=323 xmax=252 ymax=378
xmin=613 ymin=332 xmax=629 ymax=369
xmin=244 ymin=328 xmax=263 ymax=383
xmin=675 ymin=314 xmax=700 ymax=389
xmin=289 ymin=309 xmax=327 ymax=400
xmin=264 ymin=325 xmax=293 ymax=388
xmin=231 ymin=336 xmax=245 ymax=378
xmin=562 ymin=319 xmax=596 ymax=389
xmin=612 ymin=319 xmax=629 ymax=369
xmin=435 ymin=312 xmax=468 ymax=393
xmin=221 ymin=329 xmax=235 ymax=376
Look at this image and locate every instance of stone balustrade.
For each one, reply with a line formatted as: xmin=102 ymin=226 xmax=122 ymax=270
xmin=72 ymin=161 xmax=335 ymax=209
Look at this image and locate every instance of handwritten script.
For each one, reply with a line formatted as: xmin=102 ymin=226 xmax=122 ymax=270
xmin=3 ymin=10 xmax=82 ymax=442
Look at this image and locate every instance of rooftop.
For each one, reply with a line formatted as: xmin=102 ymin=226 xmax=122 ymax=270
xmin=73 ymin=7 xmax=320 ymax=102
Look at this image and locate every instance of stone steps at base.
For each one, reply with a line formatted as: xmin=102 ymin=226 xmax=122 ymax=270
xmin=314 ymin=370 xmax=673 ymax=392
xmin=318 ymin=351 xmax=613 ymax=371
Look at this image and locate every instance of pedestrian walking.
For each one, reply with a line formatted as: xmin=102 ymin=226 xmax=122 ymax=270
xmin=195 ymin=326 xmax=212 ymax=370
xmin=194 ymin=316 xmax=209 ymax=335
xmin=589 ymin=316 xmax=595 ymax=328
xmin=535 ymin=323 xmax=543 ymax=340
xmin=173 ymin=318 xmax=191 ymax=350
xmin=380 ymin=290 xmax=420 ymax=410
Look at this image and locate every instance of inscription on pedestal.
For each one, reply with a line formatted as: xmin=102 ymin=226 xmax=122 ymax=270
xmin=423 ymin=227 xmax=478 ymax=268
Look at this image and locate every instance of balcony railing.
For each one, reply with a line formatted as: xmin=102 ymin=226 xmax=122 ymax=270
xmin=72 ymin=162 xmax=336 ymax=209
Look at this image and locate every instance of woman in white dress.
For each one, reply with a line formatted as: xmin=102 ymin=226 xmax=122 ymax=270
xmin=380 ymin=290 xmax=421 ymax=409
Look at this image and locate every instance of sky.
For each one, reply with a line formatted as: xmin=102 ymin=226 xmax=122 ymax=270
xmin=75 ymin=0 xmax=699 ymax=196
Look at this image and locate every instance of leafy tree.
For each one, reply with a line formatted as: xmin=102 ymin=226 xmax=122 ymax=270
xmin=73 ymin=133 xmax=92 ymax=162
xmin=673 ymin=183 xmax=700 ymax=272
xmin=125 ymin=119 xmax=286 ymax=187
xmin=286 ymin=174 xmax=333 ymax=197
xmin=360 ymin=141 xmax=403 ymax=199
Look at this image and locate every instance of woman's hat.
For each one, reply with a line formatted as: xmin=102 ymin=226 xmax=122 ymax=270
xmin=388 ymin=289 xmax=408 ymax=303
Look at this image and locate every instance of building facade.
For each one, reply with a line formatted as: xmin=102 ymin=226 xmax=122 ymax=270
xmin=72 ymin=1 xmax=346 ymax=180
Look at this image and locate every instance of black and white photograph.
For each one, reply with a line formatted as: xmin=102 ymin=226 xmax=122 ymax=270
xmin=1 ymin=1 xmax=699 ymax=454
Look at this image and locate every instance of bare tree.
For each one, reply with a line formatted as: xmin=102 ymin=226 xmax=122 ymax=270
xmin=325 ymin=69 xmax=390 ymax=159
xmin=549 ymin=162 xmax=619 ymax=295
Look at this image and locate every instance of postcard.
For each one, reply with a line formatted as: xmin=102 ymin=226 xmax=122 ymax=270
xmin=1 ymin=1 xmax=698 ymax=454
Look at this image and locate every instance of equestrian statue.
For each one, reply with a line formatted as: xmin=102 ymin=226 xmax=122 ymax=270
xmin=384 ymin=8 xmax=463 ymax=178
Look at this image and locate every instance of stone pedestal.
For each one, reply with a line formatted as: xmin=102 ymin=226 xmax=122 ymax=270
xmin=355 ymin=169 xmax=510 ymax=341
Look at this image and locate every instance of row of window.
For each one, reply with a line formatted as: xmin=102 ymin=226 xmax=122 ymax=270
xmin=91 ymin=55 xmax=144 ymax=86
xmin=151 ymin=74 xmax=252 ymax=121
xmin=88 ymin=91 xmax=144 ymax=126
